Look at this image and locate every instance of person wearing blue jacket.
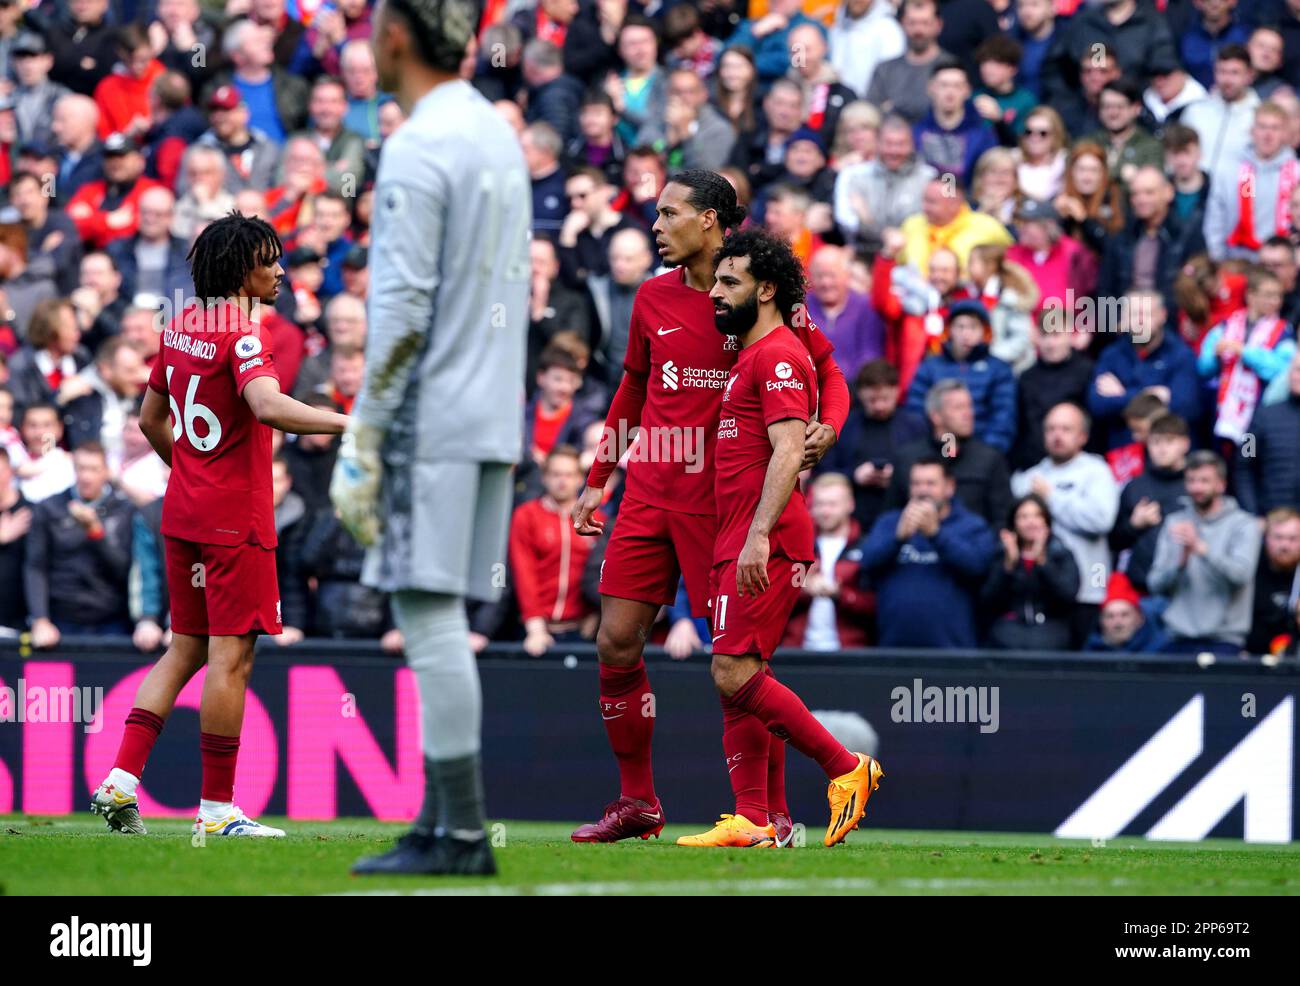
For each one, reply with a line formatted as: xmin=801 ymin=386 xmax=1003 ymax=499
xmin=1087 ymin=289 xmax=1202 ymax=448
xmin=726 ymin=0 xmax=822 ymax=84
xmin=912 ymin=58 xmax=999 ymax=188
xmin=860 ymin=455 xmax=999 ymax=648
xmin=904 ymin=299 xmax=1017 ymax=452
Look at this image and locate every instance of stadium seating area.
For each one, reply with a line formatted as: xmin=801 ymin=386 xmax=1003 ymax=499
xmin=0 ymin=0 xmax=1297 ymax=659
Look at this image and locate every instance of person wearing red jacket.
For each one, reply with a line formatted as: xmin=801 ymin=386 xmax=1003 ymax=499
xmin=782 ymin=472 xmax=875 ymax=649
xmin=65 ymin=133 xmax=165 ymax=250
xmin=511 ymin=444 xmax=604 ymax=656
xmin=92 ymin=24 xmax=166 ymax=141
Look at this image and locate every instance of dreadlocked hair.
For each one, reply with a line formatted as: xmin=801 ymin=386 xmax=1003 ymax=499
xmin=671 ymin=169 xmax=748 ymax=230
xmin=187 ymin=211 xmax=283 ymax=301
xmin=714 ymin=227 xmax=806 ymax=323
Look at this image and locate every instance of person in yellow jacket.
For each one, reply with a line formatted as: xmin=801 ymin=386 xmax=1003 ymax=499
xmin=895 ymin=177 xmax=1013 ymax=275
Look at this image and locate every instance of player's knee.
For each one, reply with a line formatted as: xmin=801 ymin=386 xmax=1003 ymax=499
xmin=709 ymin=654 xmax=745 ymax=698
xmin=596 ymin=620 xmax=643 ymax=667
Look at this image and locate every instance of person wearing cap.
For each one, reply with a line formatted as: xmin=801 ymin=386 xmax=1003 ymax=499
xmin=633 ymin=67 xmax=736 ymax=172
xmin=10 ymin=31 xmax=69 ymax=150
xmin=1142 ymin=52 xmax=1207 ymax=128
xmin=1083 ymin=572 xmax=1167 ymax=652
xmin=767 ymin=126 xmax=836 ymax=220
xmin=903 ymin=298 xmax=1017 ymax=452
xmin=913 ymin=57 xmax=997 ymax=190
xmin=65 ymin=132 xmax=166 ymax=250
xmin=186 ymin=84 xmax=281 ymax=194
xmin=1005 ymin=196 xmax=1096 ymax=310
xmin=339 ymin=244 xmax=368 ymax=301
xmin=92 ymin=24 xmax=165 ymax=142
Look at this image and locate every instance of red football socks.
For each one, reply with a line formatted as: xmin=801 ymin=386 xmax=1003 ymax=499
xmin=765 ymin=669 xmax=789 ymax=817
xmin=199 ymin=732 xmax=240 ymax=803
xmin=720 ymin=693 xmax=769 ymax=826
xmin=598 ymin=661 xmax=657 ymax=805
xmin=731 ymin=671 xmax=858 ymax=780
xmin=114 ymin=707 xmax=165 ymax=779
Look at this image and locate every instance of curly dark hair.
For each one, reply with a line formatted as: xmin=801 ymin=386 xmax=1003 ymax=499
xmin=713 ymin=227 xmax=807 ymax=322
xmin=669 ymin=169 xmax=747 ymax=230
xmin=188 ymin=211 xmax=282 ymax=300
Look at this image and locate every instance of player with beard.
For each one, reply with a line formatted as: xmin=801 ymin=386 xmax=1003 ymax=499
xmin=571 ymin=170 xmax=850 ymax=845
xmin=678 ymin=227 xmax=883 ymax=847
xmin=91 ymin=213 xmax=349 ymax=837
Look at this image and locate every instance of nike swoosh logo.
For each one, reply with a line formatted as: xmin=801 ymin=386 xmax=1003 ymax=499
xmin=641 ymin=811 xmax=662 ymax=821
xmin=601 ymin=714 xmax=625 ymax=721
xmin=657 ymin=326 xmax=682 ymax=336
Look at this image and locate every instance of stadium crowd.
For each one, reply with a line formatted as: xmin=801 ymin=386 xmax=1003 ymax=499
xmin=0 ymin=0 xmax=1297 ymax=659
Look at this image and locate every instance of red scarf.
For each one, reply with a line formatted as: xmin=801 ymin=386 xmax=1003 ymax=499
xmin=807 ymin=83 xmax=829 ymax=132
xmin=1226 ymin=159 xmax=1298 ymax=251
xmin=1214 ymin=310 xmax=1288 ymax=442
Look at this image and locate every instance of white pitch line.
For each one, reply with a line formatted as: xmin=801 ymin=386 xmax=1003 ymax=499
xmin=326 ymin=875 xmax=1134 ymax=896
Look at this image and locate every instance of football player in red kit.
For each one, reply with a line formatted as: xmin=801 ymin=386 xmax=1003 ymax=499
xmin=570 ymin=171 xmax=850 ymax=844
xmin=90 ymin=213 xmax=349 ymax=837
xmin=678 ymin=227 xmax=883 ymax=848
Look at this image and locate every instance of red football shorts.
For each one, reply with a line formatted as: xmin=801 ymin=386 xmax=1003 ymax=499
xmin=165 ymin=536 xmax=282 ymax=636
xmin=708 ymin=554 xmax=809 ymax=661
xmin=598 ymin=494 xmax=715 ymax=617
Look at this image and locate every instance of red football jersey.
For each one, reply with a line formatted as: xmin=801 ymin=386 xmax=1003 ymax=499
xmin=714 ymin=327 xmax=818 ymax=565
xmin=147 ymin=301 xmax=280 ymax=548
xmin=622 ymin=267 xmax=833 ymax=515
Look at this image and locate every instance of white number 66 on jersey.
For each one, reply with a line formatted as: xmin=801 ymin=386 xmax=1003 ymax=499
xmin=166 ymin=366 xmax=223 ymax=452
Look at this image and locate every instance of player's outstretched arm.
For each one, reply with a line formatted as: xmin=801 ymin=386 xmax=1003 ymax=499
xmin=139 ymin=386 xmax=174 ymax=468
xmin=242 ymin=376 xmax=349 ymax=435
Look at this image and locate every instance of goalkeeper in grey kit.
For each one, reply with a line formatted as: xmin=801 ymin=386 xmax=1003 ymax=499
xmin=330 ymin=0 xmax=532 ymax=876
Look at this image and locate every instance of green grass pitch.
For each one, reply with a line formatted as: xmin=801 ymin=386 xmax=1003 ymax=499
xmin=2 ymin=815 xmax=1298 ymax=895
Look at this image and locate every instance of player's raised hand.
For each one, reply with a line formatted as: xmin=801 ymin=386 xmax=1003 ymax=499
xmin=572 ymin=485 xmax=605 ymax=536
xmin=330 ymin=420 xmax=383 ymax=547
xmin=736 ymin=532 xmax=770 ymax=597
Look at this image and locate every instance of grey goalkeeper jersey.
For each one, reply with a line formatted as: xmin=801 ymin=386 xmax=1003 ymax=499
xmin=354 ymin=79 xmax=531 ymax=464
